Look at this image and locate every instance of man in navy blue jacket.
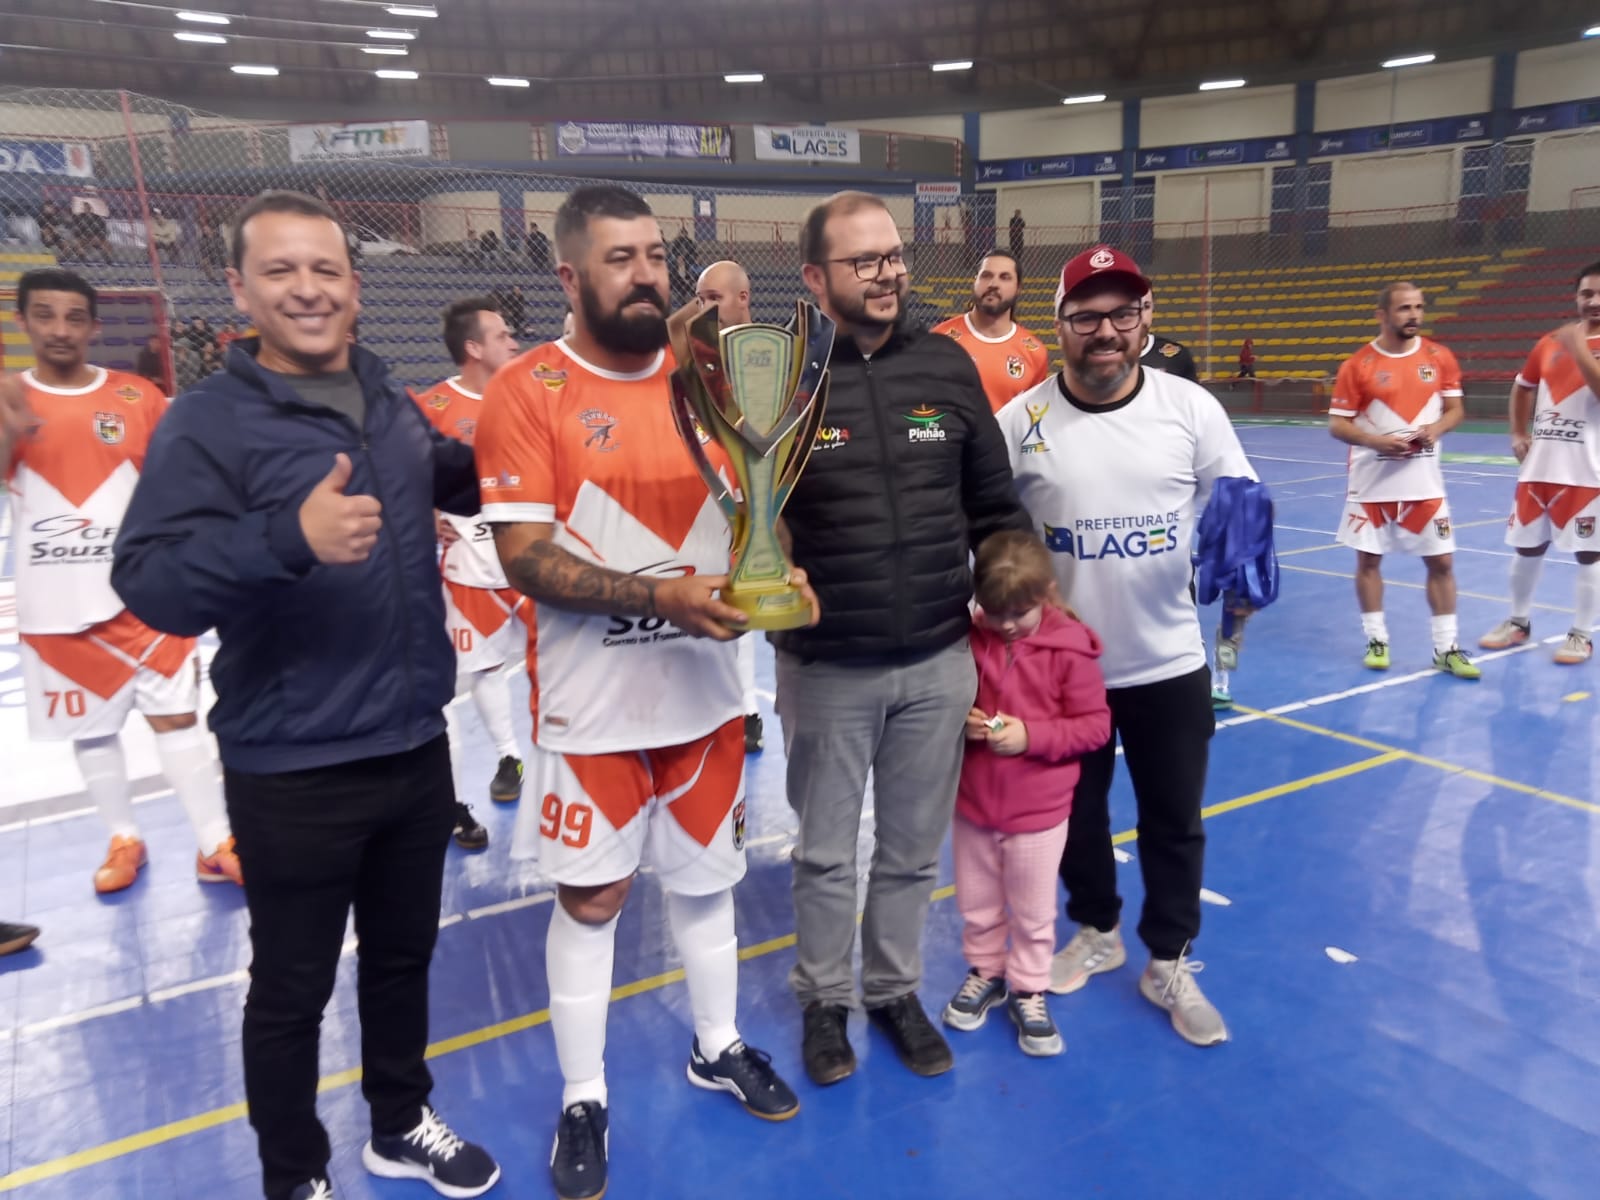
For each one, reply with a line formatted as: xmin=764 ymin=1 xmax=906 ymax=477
xmin=112 ymin=191 xmax=500 ymax=1200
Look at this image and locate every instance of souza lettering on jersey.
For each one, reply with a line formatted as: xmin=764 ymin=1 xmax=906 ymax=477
xmin=1042 ymin=511 xmax=1183 ymax=560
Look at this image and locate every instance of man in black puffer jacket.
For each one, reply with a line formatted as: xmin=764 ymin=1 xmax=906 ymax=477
xmin=775 ymin=191 xmax=1028 ymax=1086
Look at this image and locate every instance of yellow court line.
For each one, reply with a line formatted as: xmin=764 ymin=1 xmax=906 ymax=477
xmin=1279 ymin=562 xmax=1575 ymax=614
xmin=1233 ymin=705 xmax=1600 ymax=816
xmin=0 ymin=750 xmax=1400 ymax=1193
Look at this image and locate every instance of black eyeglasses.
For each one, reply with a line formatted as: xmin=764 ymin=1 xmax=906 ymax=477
xmin=1062 ymin=305 xmax=1144 ymax=336
xmin=828 ymin=251 xmax=907 ymax=280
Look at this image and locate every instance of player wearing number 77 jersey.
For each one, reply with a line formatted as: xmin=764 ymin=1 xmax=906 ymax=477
xmin=1479 ymin=260 xmax=1600 ymax=665
xmin=414 ymin=298 xmax=527 ymax=850
xmin=1328 ymin=281 xmax=1480 ymax=679
xmin=476 ymin=186 xmax=813 ymax=1200
xmin=3 ymin=269 xmax=238 ymax=895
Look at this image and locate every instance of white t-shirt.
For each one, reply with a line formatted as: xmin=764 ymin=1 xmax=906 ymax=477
xmin=997 ymin=368 xmax=1256 ymax=689
xmin=1330 ymin=339 xmax=1461 ymax=502
xmin=1515 ymin=331 xmax=1600 ymax=487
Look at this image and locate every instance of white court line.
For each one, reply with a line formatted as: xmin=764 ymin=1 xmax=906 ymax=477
xmin=147 ymin=970 xmax=249 ymax=1005
xmin=19 ymin=996 xmax=145 ymax=1037
xmin=465 ymin=893 xmax=555 ymax=921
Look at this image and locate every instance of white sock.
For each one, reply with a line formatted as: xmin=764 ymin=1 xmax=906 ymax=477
xmin=736 ymin=637 xmax=758 ymax=716
xmin=1361 ymin=612 xmax=1388 ymax=643
xmin=1508 ymin=554 xmax=1544 ymax=623
xmin=547 ymin=901 xmax=617 ymax=1109
xmin=1573 ymin=561 xmax=1600 ymax=634
xmin=665 ymin=889 xmax=741 ymax=1060
xmin=471 ymin=665 xmax=519 ymax=759
xmin=75 ymin=734 xmax=137 ymax=840
xmin=1430 ymin=614 xmax=1459 ymax=656
xmin=154 ymin=726 xmax=231 ymax=852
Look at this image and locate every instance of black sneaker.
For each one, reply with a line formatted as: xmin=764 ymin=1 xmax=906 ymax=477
xmin=801 ymin=1001 xmax=855 ymax=1085
xmin=686 ymin=1037 xmax=800 ymax=1120
xmin=744 ymin=713 xmax=764 ymax=754
xmin=286 ymin=1181 xmax=334 ymax=1200
xmin=867 ymin=993 xmax=954 ymax=1077
xmin=489 ymin=755 xmax=524 ymax=803
xmin=551 ymin=1100 xmax=608 ymax=1200
xmin=362 ymin=1105 xmax=499 ymax=1197
xmin=453 ymin=802 xmax=489 ymax=851
xmin=942 ymin=969 xmax=1007 ymax=1032
xmin=0 ymin=921 xmax=41 ymax=956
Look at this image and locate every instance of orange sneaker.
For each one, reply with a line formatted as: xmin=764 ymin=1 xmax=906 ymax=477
xmin=94 ymin=835 xmax=148 ymax=894
xmin=197 ymin=837 xmax=244 ymax=886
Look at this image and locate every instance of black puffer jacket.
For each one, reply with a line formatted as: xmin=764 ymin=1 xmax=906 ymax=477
xmin=773 ymin=326 xmax=1029 ymax=661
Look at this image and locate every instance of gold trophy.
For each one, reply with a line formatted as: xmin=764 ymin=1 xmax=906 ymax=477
xmin=670 ymin=299 xmax=835 ymax=630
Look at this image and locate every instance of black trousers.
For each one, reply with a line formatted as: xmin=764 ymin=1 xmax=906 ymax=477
xmin=225 ymin=735 xmax=456 ymax=1200
xmin=1060 ymin=665 xmax=1215 ymax=959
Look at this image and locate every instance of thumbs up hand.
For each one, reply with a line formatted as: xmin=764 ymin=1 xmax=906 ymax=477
xmin=299 ymin=453 xmax=383 ymax=563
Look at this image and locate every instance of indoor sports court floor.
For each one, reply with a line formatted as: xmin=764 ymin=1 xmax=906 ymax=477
xmin=2 ymin=422 xmax=1597 ymax=1199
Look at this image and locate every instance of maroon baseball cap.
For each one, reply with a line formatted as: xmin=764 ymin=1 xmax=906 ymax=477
xmin=1054 ymin=245 xmax=1152 ymax=312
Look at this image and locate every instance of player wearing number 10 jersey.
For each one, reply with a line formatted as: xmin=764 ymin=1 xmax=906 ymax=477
xmin=414 ymin=298 xmax=527 ymax=849
xmin=4 ymin=269 xmax=237 ymax=895
xmin=475 ymin=186 xmax=800 ymax=1200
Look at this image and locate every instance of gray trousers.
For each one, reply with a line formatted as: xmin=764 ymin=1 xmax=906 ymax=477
xmin=775 ymin=640 xmax=977 ymax=1008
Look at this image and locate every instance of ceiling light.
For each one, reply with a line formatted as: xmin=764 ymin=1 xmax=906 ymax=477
xmin=366 ymin=29 xmax=416 ymax=40
xmin=175 ymin=10 xmax=230 ymax=24
xmin=174 ymin=31 xmax=227 ymax=44
xmin=385 ymin=5 xmax=438 ymax=15
xmin=1382 ymin=53 xmax=1436 ymax=68
xmin=1062 ymin=93 xmax=1107 ymax=105
xmin=487 ymin=75 xmax=530 ymax=87
xmin=231 ymin=64 xmax=279 ymax=76
xmin=931 ymin=60 xmax=973 ymax=72
xmin=1199 ymin=79 xmax=1245 ymax=90
xmin=374 ymin=68 xmax=419 ymax=79
xmin=362 ymin=46 xmax=409 ymax=55
xmin=1586 ymin=25 xmax=1600 ymax=37
xmin=724 ymin=72 xmax=765 ymax=83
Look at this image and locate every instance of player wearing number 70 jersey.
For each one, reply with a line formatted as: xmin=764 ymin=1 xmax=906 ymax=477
xmin=3 ymin=269 xmax=238 ymax=894
xmin=414 ymin=298 xmax=527 ymax=850
xmin=476 ymin=186 xmax=812 ymax=1200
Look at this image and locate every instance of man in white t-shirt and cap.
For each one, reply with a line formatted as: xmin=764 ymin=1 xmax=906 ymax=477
xmin=995 ymin=245 xmax=1257 ymax=1047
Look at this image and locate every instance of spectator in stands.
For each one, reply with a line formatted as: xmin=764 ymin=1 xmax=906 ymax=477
xmin=0 ymin=920 xmax=40 ymax=956
xmin=670 ymin=223 xmax=698 ymax=305
xmin=136 ymin=334 xmax=166 ymax=390
xmin=71 ymin=203 xmax=111 ymax=262
xmin=527 ymin=221 xmax=552 ymax=272
xmin=172 ymin=338 xmax=202 ymax=391
xmin=503 ymin=284 xmax=528 ymax=339
xmin=200 ymin=340 xmax=222 ymax=377
xmin=184 ymin=316 xmax=215 ymax=357
xmin=216 ymin=317 xmax=245 ymax=354
xmin=37 ymin=200 xmax=65 ymax=254
xmin=200 ymin=221 xmax=227 ymax=279
xmin=150 ymin=207 xmax=181 ymax=258
xmin=478 ymin=227 xmax=500 ymax=260
xmin=1009 ymin=209 xmax=1025 ymax=261
xmin=1238 ymin=337 xmax=1257 ymax=378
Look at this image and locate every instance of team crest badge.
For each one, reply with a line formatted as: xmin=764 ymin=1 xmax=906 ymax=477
xmin=1089 ymin=248 xmax=1116 ymax=270
xmin=428 ymin=394 xmax=449 ymax=410
xmin=943 ymin=327 xmax=962 ymax=341
xmin=1160 ymin=342 xmax=1180 ymax=358
xmin=731 ymin=800 xmax=746 ymax=850
xmin=1434 ymin=517 xmax=1451 ymax=538
xmin=1418 ymin=365 xmax=1437 ymax=383
xmin=1022 ymin=337 xmax=1040 ymax=351
xmin=580 ymin=408 xmax=618 ymax=451
xmin=93 ymin=411 xmax=125 ymax=445
xmin=533 ymin=364 xmax=568 ymax=391
xmin=455 ymin=418 xmax=476 ymax=441
xmin=1006 ymin=354 xmax=1025 ymax=379
xmin=1577 ymin=517 xmax=1596 ymax=539
xmin=116 ymin=385 xmax=142 ymax=403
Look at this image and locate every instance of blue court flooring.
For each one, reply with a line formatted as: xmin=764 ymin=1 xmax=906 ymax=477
xmin=1 ymin=424 xmax=1597 ymax=1198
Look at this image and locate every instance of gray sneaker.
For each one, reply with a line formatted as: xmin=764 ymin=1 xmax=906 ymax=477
xmin=1047 ymin=924 xmax=1126 ymax=995
xmin=1139 ymin=950 xmax=1229 ymax=1046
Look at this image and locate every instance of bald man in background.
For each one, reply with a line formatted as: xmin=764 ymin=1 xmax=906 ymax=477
xmin=669 ymin=260 xmax=766 ymax=752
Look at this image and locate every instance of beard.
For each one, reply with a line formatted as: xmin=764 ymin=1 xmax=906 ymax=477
xmin=579 ymin=274 xmax=668 ymax=355
xmin=972 ymin=289 xmax=1014 ymax=319
xmin=1069 ymin=334 xmax=1139 ymax=394
xmin=827 ymin=273 xmax=906 ymax=332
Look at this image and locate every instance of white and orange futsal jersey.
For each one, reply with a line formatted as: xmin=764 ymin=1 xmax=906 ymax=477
xmin=930 ymin=313 xmax=1052 ymax=413
xmin=414 ymin=375 xmax=525 ymax=672
xmin=477 ymin=341 xmax=746 ymax=892
xmin=1331 ymin=338 xmax=1463 ymax=556
xmin=1506 ymin=329 xmax=1600 ymax=551
xmin=7 ymin=367 xmax=198 ymax=738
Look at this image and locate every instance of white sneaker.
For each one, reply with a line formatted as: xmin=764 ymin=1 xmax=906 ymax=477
xmin=1554 ymin=630 xmax=1593 ymax=665
xmin=1478 ymin=617 xmax=1530 ymax=650
xmin=1139 ymin=949 xmax=1229 ymax=1047
xmin=1047 ymin=924 xmax=1126 ymax=995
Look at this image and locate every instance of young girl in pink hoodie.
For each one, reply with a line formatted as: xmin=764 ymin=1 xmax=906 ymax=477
xmin=943 ymin=531 xmax=1111 ymax=1056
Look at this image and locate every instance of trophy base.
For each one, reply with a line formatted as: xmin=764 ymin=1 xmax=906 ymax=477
xmin=723 ymin=584 xmax=813 ymax=632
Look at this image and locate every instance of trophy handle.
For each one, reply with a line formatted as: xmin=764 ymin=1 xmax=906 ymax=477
xmin=773 ymin=374 xmax=828 ymax=514
xmin=670 ymin=375 xmax=739 ymax=528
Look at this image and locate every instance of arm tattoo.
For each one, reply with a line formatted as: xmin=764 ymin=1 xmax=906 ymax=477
xmin=505 ymin=539 xmax=659 ymax=618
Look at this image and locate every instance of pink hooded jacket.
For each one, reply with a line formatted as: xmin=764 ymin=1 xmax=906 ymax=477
xmin=956 ymin=606 xmax=1112 ymax=834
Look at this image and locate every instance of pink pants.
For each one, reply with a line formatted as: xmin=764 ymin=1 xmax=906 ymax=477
xmin=951 ymin=813 xmax=1070 ymax=994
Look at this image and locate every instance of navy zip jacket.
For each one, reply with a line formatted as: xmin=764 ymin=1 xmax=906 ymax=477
xmin=111 ymin=339 xmax=480 ymax=774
